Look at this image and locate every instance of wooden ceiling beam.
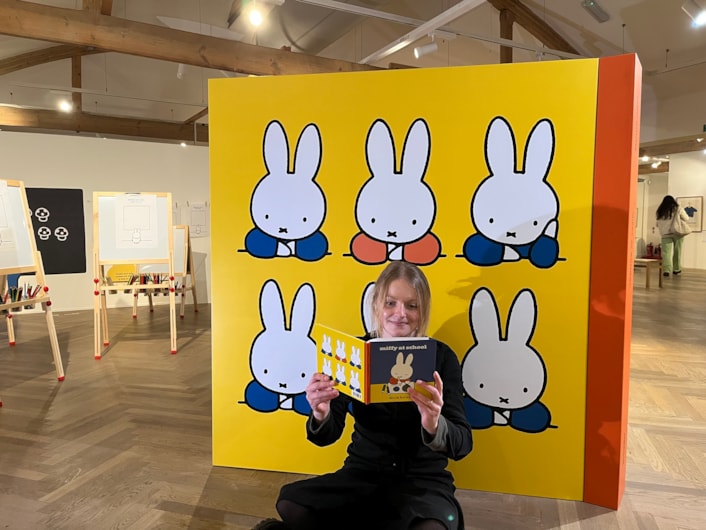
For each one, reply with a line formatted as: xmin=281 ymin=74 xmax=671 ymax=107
xmin=0 ymin=0 xmax=380 ymax=76
xmin=640 ymin=133 xmax=706 ymax=157
xmin=0 ymin=106 xmax=209 ymax=143
xmin=0 ymin=45 xmax=102 ymax=76
xmin=486 ymin=0 xmax=580 ymax=55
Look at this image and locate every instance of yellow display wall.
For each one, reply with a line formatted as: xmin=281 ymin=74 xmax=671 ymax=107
xmin=209 ymin=55 xmax=640 ymax=507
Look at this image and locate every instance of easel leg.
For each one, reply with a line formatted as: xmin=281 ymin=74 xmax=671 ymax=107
xmin=43 ymin=301 xmax=65 ymax=381
xmin=169 ymin=288 xmax=177 ymax=354
xmin=148 ymin=291 xmax=154 ymax=313
xmin=133 ymin=291 xmax=139 ymax=318
xmin=101 ymin=292 xmax=110 ymax=347
xmin=6 ymin=313 xmax=16 ymax=346
xmin=180 ymin=290 xmax=185 ymax=319
xmin=94 ymin=286 xmax=102 ymax=359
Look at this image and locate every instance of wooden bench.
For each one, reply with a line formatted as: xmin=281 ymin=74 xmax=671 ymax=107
xmin=634 ymin=258 xmax=663 ymax=288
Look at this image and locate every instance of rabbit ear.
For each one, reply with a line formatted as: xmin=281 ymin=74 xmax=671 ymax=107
xmin=405 ymin=354 xmax=413 ymax=365
xmin=506 ymin=289 xmax=537 ymax=346
xmin=361 ymin=282 xmax=376 ymax=334
xmin=259 ymin=279 xmax=286 ymax=331
xmin=485 ymin=116 xmax=516 ymax=177
xmin=396 ymin=352 xmax=404 ymax=364
xmin=523 ymin=119 xmax=554 ymax=181
xmin=293 ymin=123 xmax=322 ymax=181
xmin=400 ymin=119 xmax=430 ymax=181
xmin=263 ymin=120 xmax=290 ymax=175
xmin=290 ymin=283 xmax=315 ymax=335
xmin=366 ymin=119 xmax=396 ymax=177
xmin=469 ymin=288 xmax=501 ymax=345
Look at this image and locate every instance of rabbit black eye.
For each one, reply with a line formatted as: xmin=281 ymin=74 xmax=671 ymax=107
xmin=479 ymin=383 xmax=484 ymax=389
xmin=533 ymin=220 xmax=538 ymax=226
xmin=301 ymin=372 xmax=306 ymax=378
xmin=302 ymin=217 xmax=307 ymax=223
xmin=523 ymin=387 xmax=528 ymax=393
xmin=411 ymin=219 xmax=417 ymax=225
xmin=263 ymin=369 xmax=268 ymax=374
xmin=488 ymin=218 xmax=494 ymax=224
xmin=370 ymin=218 xmax=376 ymax=223
xmin=264 ymin=214 xmax=269 ymax=220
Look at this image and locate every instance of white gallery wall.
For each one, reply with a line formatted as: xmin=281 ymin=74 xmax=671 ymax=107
xmin=0 ymin=130 xmax=211 ymax=312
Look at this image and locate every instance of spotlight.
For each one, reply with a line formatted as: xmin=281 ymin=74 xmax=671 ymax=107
xmin=651 ymin=161 xmax=662 ymax=169
xmin=682 ymin=0 xmax=706 ymax=26
xmin=58 ymin=100 xmax=73 ymax=113
xmin=581 ymin=0 xmax=610 ymax=23
xmin=414 ymin=41 xmax=438 ymax=59
xmin=248 ymin=5 xmax=263 ymax=26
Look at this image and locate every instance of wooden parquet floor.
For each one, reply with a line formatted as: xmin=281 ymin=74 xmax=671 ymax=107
xmin=0 ymin=270 xmax=705 ymax=529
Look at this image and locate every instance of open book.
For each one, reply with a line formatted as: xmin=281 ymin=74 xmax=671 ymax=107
xmin=313 ymin=324 xmax=437 ymax=404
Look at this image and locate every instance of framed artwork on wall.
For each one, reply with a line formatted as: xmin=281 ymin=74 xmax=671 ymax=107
xmin=677 ymin=196 xmax=703 ymax=232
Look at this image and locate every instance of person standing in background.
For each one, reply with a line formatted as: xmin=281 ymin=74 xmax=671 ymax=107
xmin=656 ymin=195 xmax=690 ymax=277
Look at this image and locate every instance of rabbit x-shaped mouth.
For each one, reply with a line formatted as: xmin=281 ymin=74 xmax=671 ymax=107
xmin=279 ymin=382 xmax=288 ymax=389
xmin=506 ymin=232 xmax=516 ymax=238
xmin=387 ymin=231 xmax=397 ymax=238
xmin=498 ymin=396 xmax=509 ymax=404
xmin=278 ymin=227 xmax=288 ymax=234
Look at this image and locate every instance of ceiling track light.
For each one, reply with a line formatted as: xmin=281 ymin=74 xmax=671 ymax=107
xmin=682 ymin=0 xmax=706 ymax=26
xmin=414 ymin=41 xmax=438 ymax=59
xmin=581 ymin=0 xmax=610 ymax=23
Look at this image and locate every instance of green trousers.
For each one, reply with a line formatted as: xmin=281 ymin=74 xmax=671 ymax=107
xmin=660 ymin=235 xmax=684 ymax=274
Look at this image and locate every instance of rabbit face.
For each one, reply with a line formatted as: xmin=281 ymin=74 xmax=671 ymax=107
xmin=463 ymin=343 xmax=546 ymax=409
xmin=355 ymin=183 xmax=435 ymax=244
xmin=250 ymin=121 xmax=326 ymax=241
xmin=472 ymin=116 xmax=558 ymax=245
xmin=355 ymin=118 xmax=436 ymax=245
xmin=472 ymin=179 xmax=557 ymax=245
xmin=249 ymin=280 xmax=317 ymax=396
xmin=390 ymin=352 xmax=414 ymax=380
xmin=251 ymin=176 xmax=326 ymax=240
xmin=462 ymin=288 xmax=547 ymax=410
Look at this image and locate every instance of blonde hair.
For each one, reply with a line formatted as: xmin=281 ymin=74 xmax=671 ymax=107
xmin=369 ymin=262 xmax=431 ymax=338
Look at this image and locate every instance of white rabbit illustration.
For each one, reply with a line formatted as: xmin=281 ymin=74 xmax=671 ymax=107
xmin=461 ymin=287 xmax=552 ymax=433
xmin=349 ymin=370 xmax=361 ymax=395
xmin=322 ymin=358 xmax=333 ymax=378
xmin=361 ymin=281 xmax=375 ymax=335
xmin=350 ymin=118 xmax=441 ymax=265
xmin=321 ymin=333 xmax=333 ymax=356
xmin=463 ymin=116 xmax=560 ymax=269
xmin=388 ymin=353 xmax=414 ymax=394
xmin=245 ymin=279 xmax=317 ymax=416
xmin=245 ymin=120 xmax=329 ymax=262
xmin=335 ymin=363 xmax=347 ymax=386
xmin=349 ymin=345 xmax=362 ymax=369
xmin=334 ymin=339 xmax=347 ymax=362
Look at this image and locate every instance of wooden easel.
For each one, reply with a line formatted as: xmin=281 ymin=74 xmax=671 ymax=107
xmin=140 ymin=225 xmax=198 ymax=318
xmin=93 ymin=192 xmax=177 ymax=359
xmin=0 ymin=180 xmax=64 ymax=407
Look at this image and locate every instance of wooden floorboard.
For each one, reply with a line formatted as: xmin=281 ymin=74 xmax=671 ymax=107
xmin=0 ymin=270 xmax=705 ymax=529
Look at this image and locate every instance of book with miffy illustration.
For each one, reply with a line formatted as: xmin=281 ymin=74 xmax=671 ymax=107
xmin=314 ymin=324 xmax=437 ymax=404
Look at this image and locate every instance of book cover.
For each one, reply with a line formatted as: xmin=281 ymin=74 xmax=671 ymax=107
xmin=314 ymin=324 xmax=437 ymax=404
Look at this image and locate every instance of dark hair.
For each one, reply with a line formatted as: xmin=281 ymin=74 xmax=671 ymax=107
xmin=369 ymin=262 xmax=431 ymax=338
xmin=656 ymin=195 xmax=679 ymax=220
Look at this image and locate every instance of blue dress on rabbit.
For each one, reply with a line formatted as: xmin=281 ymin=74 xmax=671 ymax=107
xmin=244 ymin=120 xmax=329 ymax=262
xmin=462 ymin=116 xmax=560 ymax=269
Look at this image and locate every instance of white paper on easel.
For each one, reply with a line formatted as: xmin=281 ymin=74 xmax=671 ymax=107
xmin=0 ymin=182 xmax=17 ymax=252
xmin=180 ymin=201 xmax=210 ymax=238
xmin=115 ymin=193 xmax=158 ymax=249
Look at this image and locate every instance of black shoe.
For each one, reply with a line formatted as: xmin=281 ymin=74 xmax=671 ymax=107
xmin=252 ymin=519 xmax=289 ymax=530
xmin=663 ymin=272 xmax=670 ymax=277
xmin=673 ymin=270 xmax=681 ymax=275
